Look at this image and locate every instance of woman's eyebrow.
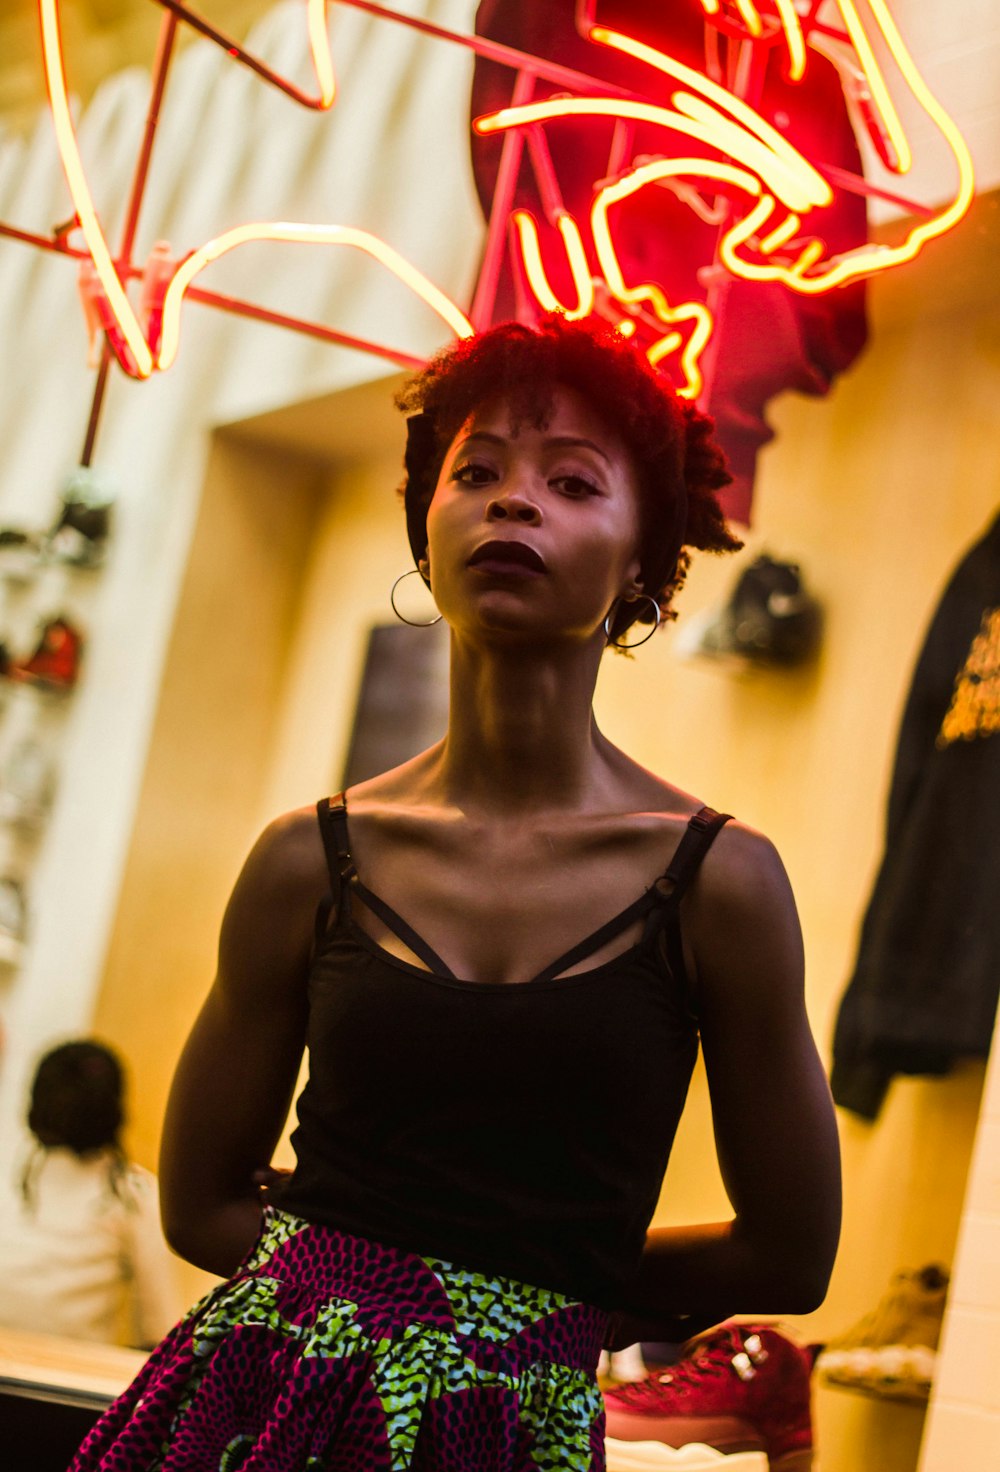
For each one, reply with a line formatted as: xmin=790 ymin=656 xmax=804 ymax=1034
xmin=458 ymin=431 xmax=506 ymax=450
xmin=460 ymin=431 xmax=611 ymax=464
xmin=545 ymin=435 xmax=611 ymax=464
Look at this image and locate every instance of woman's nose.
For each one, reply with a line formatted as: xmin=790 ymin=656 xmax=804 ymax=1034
xmin=485 ymin=482 xmax=541 ymax=525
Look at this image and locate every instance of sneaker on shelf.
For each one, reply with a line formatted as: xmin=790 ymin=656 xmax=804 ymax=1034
xmin=0 ymin=736 xmax=57 ymax=828
xmin=814 ymin=1264 xmax=948 ymax=1403
xmin=0 ymin=875 xmax=27 ymax=966
xmin=44 ymin=465 xmax=115 ymax=569
xmin=9 ymin=615 xmax=84 ymax=691
xmin=603 ymin=1322 xmax=816 ymax=1472
xmin=0 ymin=529 xmax=43 ymax=585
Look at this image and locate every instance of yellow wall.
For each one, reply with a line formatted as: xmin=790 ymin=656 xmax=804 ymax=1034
xmin=94 ymin=193 xmax=1000 ymax=1469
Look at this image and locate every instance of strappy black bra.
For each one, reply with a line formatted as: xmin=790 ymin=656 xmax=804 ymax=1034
xmin=314 ymin=793 xmax=732 ymax=989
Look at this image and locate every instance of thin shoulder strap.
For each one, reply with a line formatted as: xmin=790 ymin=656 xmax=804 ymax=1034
xmin=652 ymin=807 xmax=732 ymax=1010
xmin=317 ymin=793 xmax=353 ymax=890
xmin=314 ymin=793 xmax=352 ymax=942
xmin=530 ymin=807 xmax=733 ymax=985
xmin=315 ymin=792 xmax=457 ymax=979
xmin=657 ymin=806 xmax=732 ymax=905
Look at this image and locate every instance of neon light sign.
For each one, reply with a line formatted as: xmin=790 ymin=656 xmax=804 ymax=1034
xmin=38 ymin=0 xmax=471 ymax=379
xmin=29 ymin=0 xmax=976 ymax=392
xmin=475 ymin=3 xmax=974 ymax=394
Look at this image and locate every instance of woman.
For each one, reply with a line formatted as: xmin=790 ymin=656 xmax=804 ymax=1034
xmin=0 ymin=1038 xmax=181 ymax=1349
xmin=71 ymin=316 xmax=840 ymax=1470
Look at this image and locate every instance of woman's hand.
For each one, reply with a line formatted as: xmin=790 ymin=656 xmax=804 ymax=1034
xmin=252 ymin=1165 xmax=293 ymax=1200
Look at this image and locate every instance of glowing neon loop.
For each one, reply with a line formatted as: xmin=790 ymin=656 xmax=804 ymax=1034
xmin=158 ymin=223 xmax=473 ymax=369
xmin=306 ymin=0 xmax=337 ymax=109
xmin=35 ymin=0 xmax=977 ymax=384
xmin=513 ymin=211 xmax=594 ymax=320
xmin=588 ymin=27 xmax=830 ymax=206
xmin=39 ymin=0 xmax=470 ymax=377
xmin=773 ymin=0 xmax=807 ymax=81
xmin=734 ymin=1 xmax=764 ymax=38
xmin=591 ymin=159 xmax=763 ymax=398
xmin=489 ymin=13 xmax=974 ymax=300
xmin=477 ymin=95 xmax=829 ymax=215
xmin=759 ymin=210 xmax=803 ymax=253
xmin=838 ymin=0 xmax=909 ymax=171
xmin=40 ymin=0 xmax=153 ymax=376
xmin=714 ymin=5 xmax=975 ymax=290
xmin=594 ymin=9 xmax=972 ymax=248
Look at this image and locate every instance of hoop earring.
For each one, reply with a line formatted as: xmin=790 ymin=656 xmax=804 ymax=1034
xmin=390 ymin=569 xmax=442 ymax=626
xmin=604 ymin=595 xmax=662 ymax=649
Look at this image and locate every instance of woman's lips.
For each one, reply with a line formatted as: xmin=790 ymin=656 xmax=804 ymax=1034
xmin=467 ymin=539 xmax=547 ymax=576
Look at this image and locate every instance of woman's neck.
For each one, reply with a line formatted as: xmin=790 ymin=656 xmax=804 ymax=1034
xmin=436 ymin=633 xmax=617 ymax=815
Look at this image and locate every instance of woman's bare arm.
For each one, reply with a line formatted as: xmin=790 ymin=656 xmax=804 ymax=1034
xmin=158 ymin=811 xmax=325 ymax=1277
xmin=615 ymin=824 xmax=841 ymax=1341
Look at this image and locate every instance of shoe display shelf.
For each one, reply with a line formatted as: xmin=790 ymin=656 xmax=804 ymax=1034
xmin=0 ymin=475 xmax=109 ymax=992
xmin=813 ymin=1264 xmax=948 ymax=1406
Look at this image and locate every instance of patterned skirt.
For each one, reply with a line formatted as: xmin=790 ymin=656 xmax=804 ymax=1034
xmin=70 ymin=1208 xmax=609 ymax=1471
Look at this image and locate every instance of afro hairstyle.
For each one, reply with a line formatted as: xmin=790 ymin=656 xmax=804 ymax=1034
xmin=395 ymin=314 xmax=742 ymax=644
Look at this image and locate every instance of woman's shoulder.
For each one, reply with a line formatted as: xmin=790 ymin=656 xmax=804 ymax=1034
xmin=243 ymin=804 xmax=330 ymax=889
xmin=679 ymin=810 xmax=797 ymax=950
xmin=625 ymin=759 xmax=787 ymax=900
xmin=217 ymin=805 xmax=333 ymax=954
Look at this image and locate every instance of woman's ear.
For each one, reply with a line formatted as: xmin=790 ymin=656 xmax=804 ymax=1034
xmin=417 ymin=554 xmax=431 ymax=583
xmin=621 ymin=575 xmax=645 ymax=603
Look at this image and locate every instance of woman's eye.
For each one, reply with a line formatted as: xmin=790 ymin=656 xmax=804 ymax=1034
xmin=452 ymin=461 xmax=496 ymax=486
xmin=553 ymin=474 xmax=599 ymax=497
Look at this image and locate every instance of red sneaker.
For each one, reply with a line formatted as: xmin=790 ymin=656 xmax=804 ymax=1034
xmin=603 ymin=1322 xmax=816 ymax=1472
xmin=10 ymin=616 xmax=83 ymax=690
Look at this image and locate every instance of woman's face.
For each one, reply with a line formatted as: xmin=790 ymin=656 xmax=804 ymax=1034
xmin=423 ymin=384 xmax=644 ymax=647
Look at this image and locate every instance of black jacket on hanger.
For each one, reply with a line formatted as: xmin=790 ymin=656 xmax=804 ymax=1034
xmin=831 ymin=511 xmax=1000 ymax=1119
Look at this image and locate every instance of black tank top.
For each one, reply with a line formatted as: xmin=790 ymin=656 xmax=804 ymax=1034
xmin=276 ymin=796 xmax=731 ymax=1309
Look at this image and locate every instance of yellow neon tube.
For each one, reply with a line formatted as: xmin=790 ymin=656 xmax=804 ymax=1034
xmin=307 ymin=0 xmax=336 ymax=109
xmin=477 ymin=94 xmax=828 ymax=214
xmin=589 ymin=159 xmax=757 ymax=397
xmin=716 ymin=0 xmax=975 ymax=291
xmin=734 ymin=1 xmax=764 ymax=38
xmin=157 ymin=222 xmax=474 ymax=369
xmin=837 ymin=0 xmax=909 ymax=172
xmin=39 ymin=0 xmax=153 ymax=376
xmin=759 ymin=210 xmax=802 ymax=253
xmin=589 ymin=27 xmax=830 ymax=205
xmin=773 ymin=0 xmax=807 ymax=81
xmin=513 ymin=211 xmax=594 ymax=320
